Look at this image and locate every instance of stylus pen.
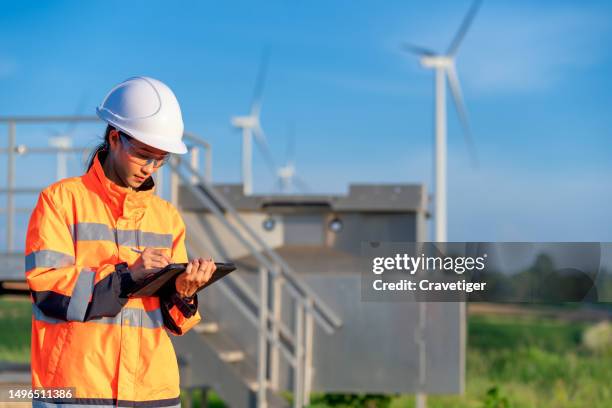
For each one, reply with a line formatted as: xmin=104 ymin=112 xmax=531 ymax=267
xmin=131 ymin=248 xmax=143 ymax=254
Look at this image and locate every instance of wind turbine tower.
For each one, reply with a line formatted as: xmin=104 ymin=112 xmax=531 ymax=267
xmin=402 ymin=0 xmax=482 ymax=242
xmin=231 ymin=49 xmax=277 ymax=195
xmin=48 ymin=136 xmax=73 ymax=180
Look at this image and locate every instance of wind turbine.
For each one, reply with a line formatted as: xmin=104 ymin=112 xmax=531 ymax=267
xmin=47 ymin=94 xmax=89 ymax=180
xmin=48 ymin=135 xmax=73 ymax=180
xmin=231 ymin=49 xmax=278 ymax=195
xmin=402 ymin=0 xmax=482 ymax=242
xmin=275 ymin=123 xmax=310 ymax=194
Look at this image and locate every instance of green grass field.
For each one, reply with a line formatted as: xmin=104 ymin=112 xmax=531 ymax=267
xmin=1 ymin=297 xmax=610 ymax=407
xmin=309 ymin=314 xmax=611 ymax=408
xmin=0 ymin=297 xmax=31 ymax=363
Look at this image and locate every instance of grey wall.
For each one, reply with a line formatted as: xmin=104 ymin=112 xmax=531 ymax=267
xmin=198 ymin=272 xmax=463 ymax=394
xmin=283 ymin=214 xmax=324 ymax=246
xmin=325 ymin=213 xmax=418 ymax=254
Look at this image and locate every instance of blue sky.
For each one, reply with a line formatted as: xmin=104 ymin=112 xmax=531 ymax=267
xmin=1 ymin=0 xmax=612 ymax=246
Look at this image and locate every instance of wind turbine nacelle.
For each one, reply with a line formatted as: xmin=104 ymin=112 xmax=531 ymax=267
xmin=49 ymin=136 xmax=73 ymax=148
xmin=231 ymin=115 xmax=259 ymax=129
xmin=420 ymin=55 xmax=453 ymax=69
xmin=278 ymin=164 xmax=295 ymax=179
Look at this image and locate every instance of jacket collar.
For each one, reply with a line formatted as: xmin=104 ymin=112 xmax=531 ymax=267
xmin=86 ymin=149 xmax=156 ymax=220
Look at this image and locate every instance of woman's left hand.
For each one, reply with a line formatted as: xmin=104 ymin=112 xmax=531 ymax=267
xmin=175 ymin=257 xmax=216 ymax=298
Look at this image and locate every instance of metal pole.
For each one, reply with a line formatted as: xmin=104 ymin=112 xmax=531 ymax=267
xmin=417 ymin=66 xmax=447 ymax=408
xmin=258 ymin=266 xmax=269 ymax=408
xmin=0 ymin=115 xmax=99 ymax=123
xmin=242 ymin=128 xmax=252 ymax=195
xmin=155 ymin=166 xmax=164 ymax=199
xmin=190 ymin=146 xmax=199 ymax=185
xmin=270 ymin=272 xmax=283 ymax=390
xmin=293 ymin=301 xmax=304 ymax=408
xmin=170 ymin=157 xmax=179 ymax=208
xmin=459 ymin=299 xmax=466 ymax=394
xmin=303 ymin=298 xmax=314 ymax=407
xmin=205 ymin=145 xmax=212 ymax=183
xmin=7 ymin=121 xmax=16 ymax=252
xmin=434 ymin=66 xmax=447 ymax=243
xmin=415 ymin=240 xmax=428 ymax=408
xmin=199 ymin=387 xmax=208 ymax=408
xmin=415 ymin=300 xmax=427 ymax=408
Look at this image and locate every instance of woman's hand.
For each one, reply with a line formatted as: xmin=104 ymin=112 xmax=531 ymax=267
xmin=129 ymin=248 xmax=172 ymax=282
xmin=175 ymin=257 xmax=216 ymax=298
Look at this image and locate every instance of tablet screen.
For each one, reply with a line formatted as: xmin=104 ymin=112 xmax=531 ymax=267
xmin=129 ymin=262 xmax=236 ymax=298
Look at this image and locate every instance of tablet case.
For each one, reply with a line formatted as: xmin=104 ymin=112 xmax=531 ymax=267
xmin=129 ymin=262 xmax=236 ymax=298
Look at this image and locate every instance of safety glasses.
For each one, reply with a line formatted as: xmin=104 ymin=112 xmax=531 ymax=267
xmin=118 ymin=133 xmax=170 ymax=168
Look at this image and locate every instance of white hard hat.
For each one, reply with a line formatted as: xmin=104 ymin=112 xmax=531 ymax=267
xmin=96 ymin=76 xmax=187 ymax=154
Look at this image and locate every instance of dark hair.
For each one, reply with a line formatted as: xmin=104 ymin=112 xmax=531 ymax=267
xmin=86 ymin=125 xmax=113 ymax=171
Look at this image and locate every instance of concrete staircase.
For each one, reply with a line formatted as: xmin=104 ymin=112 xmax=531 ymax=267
xmin=168 ymin=159 xmax=343 ymax=408
xmin=173 ymin=313 xmax=290 ymax=408
xmin=0 ymin=142 xmax=343 ymax=408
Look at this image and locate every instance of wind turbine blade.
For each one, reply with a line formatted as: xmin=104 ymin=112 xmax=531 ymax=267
xmin=293 ymin=175 xmax=311 ymax=193
xmin=252 ymin=125 xmax=266 ymax=144
xmin=274 ymin=177 xmax=284 ymax=193
xmin=250 ymin=47 xmax=271 ymax=116
xmin=446 ymin=64 xmax=479 ymax=168
xmin=253 ymin=127 xmax=278 ymax=176
xmin=447 ymin=0 xmax=483 ymax=56
xmin=64 ymin=92 xmax=89 ymax=136
xmin=401 ymin=42 xmax=437 ymax=56
xmin=285 ymin=121 xmax=296 ymax=164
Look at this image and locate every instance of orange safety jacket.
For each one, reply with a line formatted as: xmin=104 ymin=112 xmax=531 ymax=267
xmin=25 ymin=149 xmax=201 ymax=407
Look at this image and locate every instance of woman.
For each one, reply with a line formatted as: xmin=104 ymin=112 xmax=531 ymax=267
xmin=25 ymin=76 xmax=216 ymax=407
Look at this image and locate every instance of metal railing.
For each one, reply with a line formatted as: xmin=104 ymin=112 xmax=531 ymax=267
xmin=171 ymin=156 xmax=343 ymax=407
xmin=1 ymin=116 xmax=98 ymax=252
xmin=1 ymin=115 xmax=341 ymax=407
xmin=0 ymin=116 xmax=212 ymax=253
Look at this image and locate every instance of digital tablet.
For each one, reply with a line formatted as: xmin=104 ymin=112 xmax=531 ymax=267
xmin=129 ymin=262 xmax=236 ymax=298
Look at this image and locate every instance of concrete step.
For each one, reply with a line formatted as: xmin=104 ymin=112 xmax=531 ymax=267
xmin=0 ymin=382 xmax=33 ymax=408
xmin=0 ymin=372 xmax=29 ymax=384
xmin=193 ymin=321 xmax=219 ymax=334
xmin=0 ymin=362 xmax=31 ymax=408
xmin=172 ymin=324 xmax=289 ymax=408
xmin=219 ymin=350 xmax=245 ymax=363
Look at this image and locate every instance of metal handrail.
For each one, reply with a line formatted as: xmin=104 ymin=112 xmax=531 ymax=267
xmin=171 ymin=156 xmax=342 ymax=407
xmin=214 ymin=261 xmax=296 ymax=344
xmin=0 ymin=146 xmax=92 ymax=154
xmin=184 ymin=241 xmax=297 ymax=363
xmin=183 ymin=131 xmax=212 ymax=183
xmin=175 ymin=157 xmax=343 ymax=331
xmin=0 ymin=188 xmax=45 ymax=194
xmin=1 ymin=116 xmax=213 ymax=252
xmin=2 ymin=116 xmax=329 ymax=407
xmin=172 ymin=158 xmax=339 ymax=335
xmin=0 ymin=116 xmax=99 ymax=123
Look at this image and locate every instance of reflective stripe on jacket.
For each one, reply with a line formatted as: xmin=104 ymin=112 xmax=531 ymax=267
xmin=25 ymin=150 xmax=200 ymax=407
